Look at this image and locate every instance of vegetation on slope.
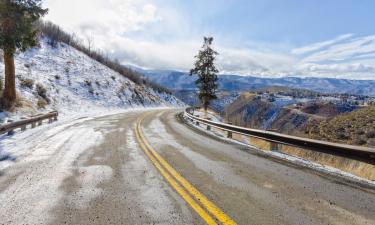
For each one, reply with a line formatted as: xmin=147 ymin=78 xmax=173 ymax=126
xmin=36 ymin=21 xmax=171 ymax=94
xmin=307 ymin=106 xmax=375 ymax=147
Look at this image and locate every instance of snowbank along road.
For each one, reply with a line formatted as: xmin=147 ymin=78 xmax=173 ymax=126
xmin=0 ymin=108 xmax=374 ymax=225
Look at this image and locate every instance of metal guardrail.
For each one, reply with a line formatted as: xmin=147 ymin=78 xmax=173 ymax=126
xmin=184 ymin=108 xmax=375 ymax=165
xmin=0 ymin=111 xmax=58 ymax=135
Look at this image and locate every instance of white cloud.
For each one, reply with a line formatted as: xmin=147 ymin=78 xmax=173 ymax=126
xmin=43 ymin=0 xmax=375 ymax=80
xmin=301 ymin=35 xmax=375 ymax=63
xmin=291 ymin=34 xmax=353 ymax=55
xmin=45 ymin=0 xmax=160 ymax=38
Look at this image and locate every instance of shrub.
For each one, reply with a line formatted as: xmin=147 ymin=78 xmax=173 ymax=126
xmin=111 ymin=76 xmax=116 ymax=80
xmin=84 ymin=80 xmax=92 ymax=87
xmin=55 ymin=75 xmax=61 ymax=80
xmin=366 ymin=130 xmax=375 ymax=139
xmin=36 ymin=21 xmax=171 ymax=94
xmin=20 ymin=78 xmax=34 ymax=89
xmin=95 ymin=80 xmax=100 ymax=87
xmin=352 ymin=136 xmax=367 ymax=146
xmin=36 ymin=83 xmax=49 ymax=102
xmin=356 ymin=130 xmax=365 ymax=135
xmin=37 ymin=98 xmax=47 ymax=109
xmin=367 ymin=138 xmax=375 ymax=147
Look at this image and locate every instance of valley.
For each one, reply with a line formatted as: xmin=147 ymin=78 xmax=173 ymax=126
xmin=173 ymin=87 xmax=375 ymax=148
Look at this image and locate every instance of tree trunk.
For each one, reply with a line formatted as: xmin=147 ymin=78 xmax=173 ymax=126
xmin=2 ymin=49 xmax=17 ymax=108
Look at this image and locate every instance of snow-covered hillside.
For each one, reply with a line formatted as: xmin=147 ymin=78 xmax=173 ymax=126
xmin=0 ymin=37 xmax=184 ymax=122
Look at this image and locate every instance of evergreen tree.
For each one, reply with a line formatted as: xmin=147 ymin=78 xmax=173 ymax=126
xmin=0 ymin=0 xmax=47 ymax=108
xmin=190 ymin=37 xmax=219 ymax=111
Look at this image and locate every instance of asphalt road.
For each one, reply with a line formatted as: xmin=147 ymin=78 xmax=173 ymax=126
xmin=0 ymin=109 xmax=374 ymax=225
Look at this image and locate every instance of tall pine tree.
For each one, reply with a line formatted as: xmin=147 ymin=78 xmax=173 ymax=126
xmin=0 ymin=0 xmax=47 ymax=108
xmin=190 ymin=37 xmax=219 ymax=112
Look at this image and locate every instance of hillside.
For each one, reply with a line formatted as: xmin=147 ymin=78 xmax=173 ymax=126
xmin=307 ymin=106 xmax=375 ymax=147
xmin=141 ymin=69 xmax=375 ymax=96
xmin=174 ymin=90 xmax=239 ymax=112
xmin=222 ymin=92 xmax=358 ymax=135
xmin=0 ymin=37 xmax=183 ymax=122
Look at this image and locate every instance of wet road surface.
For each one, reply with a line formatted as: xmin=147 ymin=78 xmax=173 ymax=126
xmin=0 ymin=109 xmax=374 ymax=225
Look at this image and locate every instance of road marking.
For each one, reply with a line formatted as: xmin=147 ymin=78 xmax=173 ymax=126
xmin=134 ymin=123 xmax=218 ymax=225
xmin=135 ymin=118 xmax=237 ymax=225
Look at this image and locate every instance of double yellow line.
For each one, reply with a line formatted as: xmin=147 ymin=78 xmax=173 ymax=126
xmin=135 ymin=118 xmax=237 ymax=225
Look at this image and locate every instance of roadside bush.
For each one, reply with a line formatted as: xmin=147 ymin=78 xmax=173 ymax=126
xmin=54 ymin=75 xmax=61 ymax=80
xmin=36 ymin=83 xmax=49 ymax=103
xmin=37 ymin=98 xmax=47 ymax=109
xmin=20 ymin=78 xmax=34 ymax=89
xmin=367 ymin=138 xmax=375 ymax=147
xmin=352 ymin=136 xmax=367 ymax=146
xmin=366 ymin=130 xmax=375 ymax=139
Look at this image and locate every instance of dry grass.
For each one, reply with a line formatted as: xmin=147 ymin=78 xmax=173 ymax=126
xmin=191 ymin=116 xmax=375 ymax=180
xmin=308 ymin=106 xmax=375 ymax=147
xmin=4 ymin=94 xmax=37 ymax=114
xmin=280 ymin=145 xmax=375 ymax=180
xmin=19 ymin=78 xmax=34 ymax=89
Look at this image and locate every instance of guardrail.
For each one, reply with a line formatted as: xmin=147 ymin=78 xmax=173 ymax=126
xmin=0 ymin=111 xmax=58 ymax=136
xmin=184 ymin=108 xmax=375 ymax=165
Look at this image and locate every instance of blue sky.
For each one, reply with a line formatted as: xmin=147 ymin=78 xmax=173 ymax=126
xmin=44 ymin=0 xmax=375 ymax=79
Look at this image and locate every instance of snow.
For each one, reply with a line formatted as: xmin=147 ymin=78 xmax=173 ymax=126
xmin=0 ymin=115 xmax=104 ymax=224
xmin=0 ymin=37 xmax=184 ymax=123
xmin=0 ymin=107 xmax=173 ymax=171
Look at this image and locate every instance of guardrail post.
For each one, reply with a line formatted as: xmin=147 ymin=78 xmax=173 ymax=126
xmin=206 ymin=118 xmax=212 ymax=131
xmin=21 ymin=125 xmax=26 ymax=131
xmin=269 ymin=141 xmax=280 ymax=152
xmin=227 ymin=122 xmax=233 ymax=138
xmin=54 ymin=115 xmax=58 ymax=121
xmin=195 ymin=115 xmax=200 ymax=126
xmin=38 ymin=120 xmax=43 ymax=126
xmin=31 ymin=122 xmax=36 ymax=128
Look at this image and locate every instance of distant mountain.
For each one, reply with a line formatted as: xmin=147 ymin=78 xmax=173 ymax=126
xmin=140 ymin=69 xmax=375 ymax=96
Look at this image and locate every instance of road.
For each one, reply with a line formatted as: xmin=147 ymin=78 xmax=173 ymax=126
xmin=0 ymin=109 xmax=374 ymax=225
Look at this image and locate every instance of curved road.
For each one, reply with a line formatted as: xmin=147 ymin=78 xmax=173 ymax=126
xmin=0 ymin=109 xmax=374 ymax=225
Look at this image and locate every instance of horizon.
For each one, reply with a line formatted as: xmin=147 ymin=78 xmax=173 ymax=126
xmin=44 ymin=0 xmax=375 ymax=80
xmin=136 ymin=66 xmax=375 ymax=81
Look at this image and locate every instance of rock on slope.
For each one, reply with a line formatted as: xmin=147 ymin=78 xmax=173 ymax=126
xmin=0 ymin=37 xmax=183 ymax=121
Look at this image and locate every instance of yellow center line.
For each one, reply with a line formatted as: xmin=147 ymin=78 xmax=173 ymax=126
xmin=134 ymin=121 xmax=218 ymax=225
xmin=135 ymin=117 xmax=237 ymax=225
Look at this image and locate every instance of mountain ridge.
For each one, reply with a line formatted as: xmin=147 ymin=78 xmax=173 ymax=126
xmin=140 ymin=69 xmax=375 ymax=96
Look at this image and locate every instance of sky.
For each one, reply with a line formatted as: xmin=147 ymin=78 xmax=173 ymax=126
xmin=43 ymin=0 xmax=375 ymax=80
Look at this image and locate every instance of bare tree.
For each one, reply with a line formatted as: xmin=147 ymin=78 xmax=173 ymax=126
xmin=86 ymin=35 xmax=94 ymax=54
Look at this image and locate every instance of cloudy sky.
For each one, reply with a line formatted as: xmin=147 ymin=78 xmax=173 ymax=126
xmin=44 ymin=0 xmax=375 ymax=79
